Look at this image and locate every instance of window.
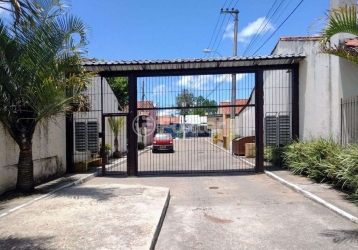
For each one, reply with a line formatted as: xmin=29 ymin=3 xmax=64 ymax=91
xmin=75 ymin=121 xmax=99 ymax=152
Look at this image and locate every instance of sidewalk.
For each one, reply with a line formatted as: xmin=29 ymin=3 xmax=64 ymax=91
xmin=265 ymin=166 xmax=358 ymax=222
xmin=0 ymin=172 xmax=170 ymax=250
xmin=1 ymin=164 xmax=358 ymax=249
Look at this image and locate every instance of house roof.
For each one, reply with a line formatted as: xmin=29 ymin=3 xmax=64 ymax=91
xmin=217 ymin=99 xmax=249 ymax=115
xmin=345 ymin=38 xmax=358 ymax=47
xmin=157 ymin=116 xmax=179 ymax=125
xmin=279 ymin=36 xmax=322 ymax=41
xmin=123 ymin=100 xmax=155 ymax=112
xmin=82 ymin=55 xmax=305 ymax=75
xmin=137 ymin=100 xmax=155 ymax=109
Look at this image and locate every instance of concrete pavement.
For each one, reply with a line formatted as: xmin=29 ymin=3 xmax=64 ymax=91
xmin=0 ymin=181 xmax=169 ymax=250
xmin=1 ymin=166 xmax=358 ymax=249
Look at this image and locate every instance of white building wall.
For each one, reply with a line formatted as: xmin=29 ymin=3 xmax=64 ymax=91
xmin=273 ymin=37 xmax=358 ymax=140
xmin=0 ymin=116 xmax=66 ymax=195
xmin=73 ymin=76 xmax=127 ymax=162
xmin=235 ymin=93 xmax=255 ymax=137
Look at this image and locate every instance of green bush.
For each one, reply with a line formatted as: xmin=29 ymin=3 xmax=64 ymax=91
xmin=138 ymin=142 xmax=145 ymax=149
xmin=283 ymin=138 xmax=341 ymax=182
xmin=334 ymin=145 xmax=358 ymax=204
xmin=264 ymin=146 xmax=285 ymax=166
xmin=279 ymin=138 xmax=358 ymax=205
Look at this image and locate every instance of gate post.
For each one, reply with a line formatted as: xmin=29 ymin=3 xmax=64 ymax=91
xmin=255 ymin=69 xmax=264 ymax=172
xmin=291 ymin=64 xmax=299 ymax=140
xmin=127 ymin=75 xmax=138 ymax=176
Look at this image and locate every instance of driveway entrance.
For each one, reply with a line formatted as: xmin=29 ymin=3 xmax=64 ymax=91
xmin=138 ymin=137 xmax=254 ymax=174
xmin=82 ymin=55 xmax=302 ymax=176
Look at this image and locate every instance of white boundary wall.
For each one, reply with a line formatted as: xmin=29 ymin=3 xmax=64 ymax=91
xmin=0 ymin=116 xmax=66 ymax=195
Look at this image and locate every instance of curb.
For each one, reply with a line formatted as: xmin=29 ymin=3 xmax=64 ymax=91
xmin=0 ymin=172 xmax=98 ymax=219
xmin=150 ymin=189 xmax=170 ymax=250
xmin=265 ymin=170 xmax=358 ymax=224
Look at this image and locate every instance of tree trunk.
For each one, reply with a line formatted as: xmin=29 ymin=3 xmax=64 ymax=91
xmin=114 ymin=136 xmax=119 ymax=152
xmin=16 ymin=142 xmax=34 ymax=192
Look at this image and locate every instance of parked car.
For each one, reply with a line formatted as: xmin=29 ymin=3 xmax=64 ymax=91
xmin=152 ymin=133 xmax=174 ymax=153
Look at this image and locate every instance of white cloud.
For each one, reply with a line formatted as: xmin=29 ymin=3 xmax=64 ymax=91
xmin=224 ymin=17 xmax=275 ymax=43
xmin=153 ymin=84 xmax=166 ymax=95
xmin=176 ymin=74 xmax=247 ymax=90
xmin=215 ymin=74 xmax=246 ymax=83
xmin=177 ymin=75 xmax=214 ymax=90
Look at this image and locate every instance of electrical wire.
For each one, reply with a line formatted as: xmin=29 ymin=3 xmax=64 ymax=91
xmin=252 ymin=0 xmax=304 ymax=55
xmin=204 ymin=0 xmax=228 ymax=58
xmin=213 ymin=14 xmax=233 ymax=55
xmin=242 ymin=0 xmax=283 ymax=55
xmin=250 ymin=0 xmax=293 ymax=54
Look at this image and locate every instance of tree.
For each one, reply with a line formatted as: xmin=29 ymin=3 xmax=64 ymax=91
xmin=175 ymin=89 xmax=195 ymax=116
xmin=0 ymin=0 xmax=65 ymax=25
xmin=108 ymin=117 xmax=125 ymax=155
xmin=106 ymin=77 xmax=128 ymax=111
xmin=193 ymin=95 xmax=217 ymax=116
xmin=320 ymin=4 xmax=358 ymax=65
xmin=0 ymin=0 xmax=91 ymax=192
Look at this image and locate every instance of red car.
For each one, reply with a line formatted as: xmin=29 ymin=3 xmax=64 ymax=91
xmin=152 ymin=133 xmax=174 ymax=153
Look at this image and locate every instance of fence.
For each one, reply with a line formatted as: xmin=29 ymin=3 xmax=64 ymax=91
xmin=341 ymin=96 xmax=358 ymax=146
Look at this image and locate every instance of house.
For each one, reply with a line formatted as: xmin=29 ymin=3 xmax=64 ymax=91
xmin=271 ymin=36 xmax=358 ymax=141
xmin=212 ymin=99 xmax=249 ymax=142
xmin=157 ymin=115 xmax=179 ymax=126
xmin=156 ymin=115 xmax=180 ymax=137
xmin=137 ymin=101 xmax=157 ymax=145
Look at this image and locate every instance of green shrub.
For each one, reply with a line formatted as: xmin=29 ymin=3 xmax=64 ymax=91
xmin=283 ymin=138 xmax=341 ymax=182
xmin=334 ymin=145 xmax=358 ymax=202
xmin=280 ymin=138 xmax=358 ymax=205
xmin=105 ymin=143 xmax=111 ymax=155
xmin=138 ymin=141 xmax=145 ymax=149
xmin=264 ymin=146 xmax=285 ymax=166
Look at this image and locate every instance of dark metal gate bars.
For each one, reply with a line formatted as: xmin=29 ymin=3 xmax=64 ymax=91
xmin=81 ymin=55 xmax=303 ymax=176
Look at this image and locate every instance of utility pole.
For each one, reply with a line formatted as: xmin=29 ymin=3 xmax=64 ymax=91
xmin=221 ymin=8 xmax=239 ymax=150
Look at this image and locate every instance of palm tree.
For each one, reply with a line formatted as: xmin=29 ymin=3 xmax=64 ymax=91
xmin=108 ymin=117 xmax=125 ymax=157
xmin=0 ymin=0 xmax=91 ymax=192
xmin=320 ymin=4 xmax=358 ymax=65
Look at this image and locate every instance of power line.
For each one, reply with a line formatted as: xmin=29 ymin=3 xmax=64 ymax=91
xmin=204 ymin=0 xmax=229 ymax=58
xmin=252 ymin=0 xmax=305 ymax=55
xmin=213 ymin=13 xmax=232 ymax=55
xmin=251 ymin=0 xmax=293 ymax=54
xmin=233 ymin=0 xmax=241 ymax=8
xmin=242 ymin=0 xmax=283 ymax=55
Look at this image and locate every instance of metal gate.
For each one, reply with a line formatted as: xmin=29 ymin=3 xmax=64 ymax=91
xmin=81 ymin=55 xmax=302 ymax=176
xmin=136 ymin=73 xmax=256 ymax=174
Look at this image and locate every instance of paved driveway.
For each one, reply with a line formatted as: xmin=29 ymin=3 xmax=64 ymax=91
xmin=86 ymin=174 xmax=358 ymax=250
xmin=138 ymin=138 xmax=254 ymax=174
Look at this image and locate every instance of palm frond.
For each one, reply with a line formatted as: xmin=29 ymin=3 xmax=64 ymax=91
xmin=321 ymin=5 xmax=358 ymax=44
xmin=108 ymin=117 xmax=125 ymax=137
xmin=0 ymin=0 xmax=91 ymax=142
xmin=320 ymin=4 xmax=358 ymax=65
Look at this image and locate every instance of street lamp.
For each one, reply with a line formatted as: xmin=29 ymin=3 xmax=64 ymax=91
xmin=203 ymin=49 xmax=223 ymax=57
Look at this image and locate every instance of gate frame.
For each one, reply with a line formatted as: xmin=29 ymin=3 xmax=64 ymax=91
xmin=87 ymin=57 xmax=302 ymax=176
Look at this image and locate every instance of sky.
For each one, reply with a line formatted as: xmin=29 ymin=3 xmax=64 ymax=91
xmin=69 ymin=0 xmax=330 ymax=60
xmin=0 ymin=0 xmax=332 ymax=115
